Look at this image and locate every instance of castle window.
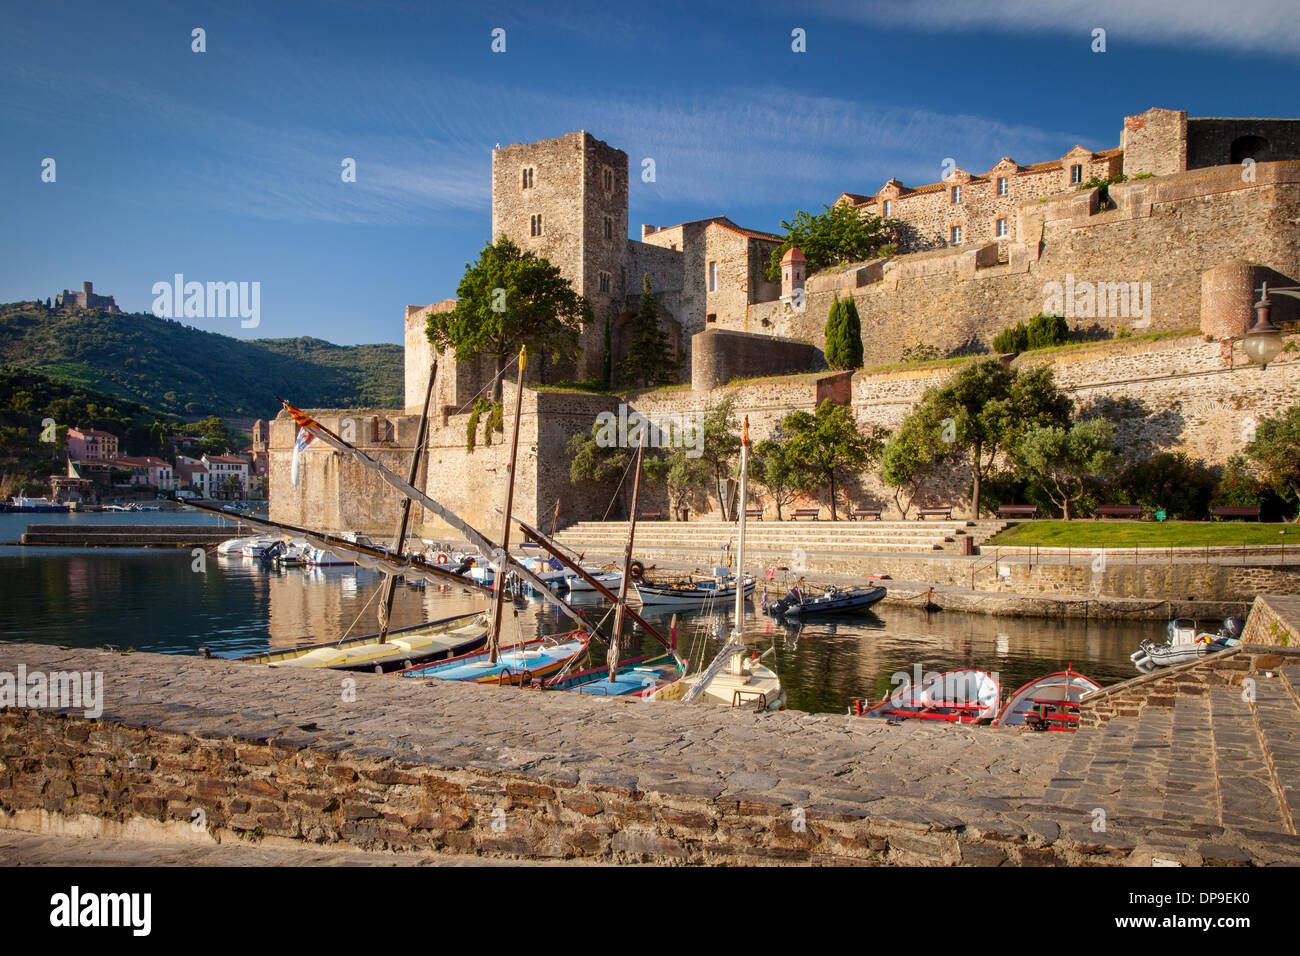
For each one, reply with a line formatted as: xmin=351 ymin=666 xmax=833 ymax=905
xmin=995 ymin=218 xmax=1008 ymax=238
xmin=996 ymin=176 xmax=1008 ymax=196
xmin=951 ymin=185 xmax=962 ymax=203
xmin=882 ymin=199 xmax=892 ymax=217
xmin=950 ymin=225 xmax=963 ymax=244
xmin=708 ymin=261 xmax=718 ymax=292
xmin=604 ymin=216 xmax=612 ymax=239
xmin=530 ymin=214 xmax=543 ymax=236
xmin=706 ymin=313 xmax=717 ymax=324
xmin=602 ymin=166 xmax=613 ymax=191
xmin=522 ymin=167 xmax=534 ymax=189
xmin=598 ymin=271 xmax=610 ymax=293
xmin=1070 ymin=164 xmax=1083 ymax=184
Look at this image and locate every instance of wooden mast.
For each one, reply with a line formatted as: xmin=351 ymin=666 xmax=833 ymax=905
xmin=378 ymin=361 xmax=437 ymax=643
xmin=607 ymin=435 xmax=646 ymax=681
xmin=488 ymin=347 xmax=527 ymax=664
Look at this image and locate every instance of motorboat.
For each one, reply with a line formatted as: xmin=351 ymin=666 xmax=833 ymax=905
xmin=765 ymin=581 xmax=887 ymax=617
xmin=1130 ymin=617 xmax=1243 ymax=673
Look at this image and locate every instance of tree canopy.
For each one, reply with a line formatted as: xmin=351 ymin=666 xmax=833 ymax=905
xmin=1246 ymin=404 xmax=1300 ymax=520
xmin=781 ymin=399 xmax=884 ymax=519
xmin=617 ymin=275 xmax=679 ymax=388
xmin=765 ymin=203 xmax=896 ymax=280
xmin=426 ymin=236 xmax=590 ymax=400
xmin=1012 ymin=418 xmax=1117 ymax=520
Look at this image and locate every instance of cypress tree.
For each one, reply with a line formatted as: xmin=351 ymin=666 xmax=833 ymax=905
xmin=824 ymin=293 xmax=848 ymax=369
xmin=617 ymin=275 xmax=679 ymax=388
xmin=840 ymin=295 xmax=864 ymax=368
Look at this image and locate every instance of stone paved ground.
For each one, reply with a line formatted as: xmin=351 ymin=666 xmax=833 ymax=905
xmin=2 ymin=641 xmax=1299 ymax=865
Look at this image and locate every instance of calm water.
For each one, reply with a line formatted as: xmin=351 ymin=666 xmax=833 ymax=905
xmin=0 ymin=513 xmax=1172 ymax=713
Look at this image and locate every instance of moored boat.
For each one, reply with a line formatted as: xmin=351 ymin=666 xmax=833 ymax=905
xmin=396 ymin=632 xmax=590 ymax=685
xmin=633 ymin=573 xmax=755 ymax=607
xmin=239 ymin=610 xmax=490 ymax=672
xmin=1129 ymin=616 xmax=1242 ymax=673
xmin=765 ymin=581 xmax=887 ymax=617
xmin=993 ymin=666 xmax=1101 ymax=730
xmin=3 ymin=496 xmax=70 ymax=513
xmin=853 ymin=668 xmax=1001 ymax=723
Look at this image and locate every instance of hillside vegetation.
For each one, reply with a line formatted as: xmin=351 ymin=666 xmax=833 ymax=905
xmin=0 ymin=302 xmax=403 ymax=421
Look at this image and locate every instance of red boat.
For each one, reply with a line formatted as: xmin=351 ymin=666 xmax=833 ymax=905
xmin=993 ymin=666 xmax=1100 ymax=731
xmin=852 ymin=668 xmax=1001 ymax=724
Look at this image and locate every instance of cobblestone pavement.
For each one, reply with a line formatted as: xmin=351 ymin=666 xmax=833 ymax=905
xmin=2 ymin=641 xmax=1298 ymax=865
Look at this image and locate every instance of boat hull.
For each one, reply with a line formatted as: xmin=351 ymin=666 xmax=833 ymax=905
xmin=857 ymin=668 xmax=1001 ymax=723
xmin=994 ymin=670 xmax=1101 ymax=729
xmin=544 ymin=651 xmax=685 ymax=697
xmin=634 ymin=578 xmax=755 ymax=607
xmin=397 ymin=633 xmax=590 ymax=686
xmin=238 ymin=611 xmax=490 ymax=672
xmin=767 ymin=585 xmax=887 ymax=617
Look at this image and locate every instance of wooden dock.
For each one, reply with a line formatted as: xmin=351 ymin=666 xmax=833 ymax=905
xmin=18 ymin=524 xmax=252 ymax=548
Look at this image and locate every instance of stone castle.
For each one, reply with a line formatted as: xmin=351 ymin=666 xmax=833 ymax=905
xmin=55 ymin=281 xmax=119 ymax=313
xmin=271 ymin=105 xmax=1300 ymax=536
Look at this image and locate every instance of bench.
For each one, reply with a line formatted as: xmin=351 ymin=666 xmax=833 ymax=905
xmin=791 ymin=508 xmax=820 ymax=520
xmin=639 ymin=511 xmax=663 ymax=520
xmin=917 ymin=506 xmax=952 ymax=520
xmin=852 ymin=506 xmax=883 ymax=520
xmin=1211 ymin=505 xmax=1262 ymax=521
xmin=1096 ymin=504 xmax=1143 ymax=519
xmin=745 ymin=508 xmax=764 ymax=520
xmin=996 ymin=504 xmax=1038 ymax=519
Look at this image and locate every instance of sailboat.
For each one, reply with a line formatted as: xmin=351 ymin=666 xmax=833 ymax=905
xmin=394 ymin=348 xmax=590 ymax=686
xmin=538 ymin=438 xmax=688 ymax=698
xmin=651 ymin=417 xmax=785 ymax=711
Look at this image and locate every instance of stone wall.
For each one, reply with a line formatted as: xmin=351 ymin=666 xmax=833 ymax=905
xmin=1188 ymin=117 xmax=1300 ymax=169
xmin=689 ymin=329 xmax=820 ymax=391
xmin=1121 ymin=107 xmax=1188 ymax=178
xmin=1240 ymin=594 xmax=1300 ymax=648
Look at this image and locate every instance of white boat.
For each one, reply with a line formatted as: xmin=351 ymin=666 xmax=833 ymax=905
xmin=218 ymin=534 xmax=265 ymax=555
xmin=634 ymin=573 xmax=756 ymax=607
xmin=855 ymin=668 xmax=1001 ymax=723
xmin=240 ymin=535 xmax=281 ymax=558
xmin=1130 ymin=617 xmax=1243 ymax=673
xmin=994 ymin=667 xmax=1101 ymax=730
xmin=563 ymin=568 xmax=622 ymax=592
xmin=304 ymin=532 xmax=376 ymax=566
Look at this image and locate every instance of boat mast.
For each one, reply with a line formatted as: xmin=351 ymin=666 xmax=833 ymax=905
xmin=607 ymin=435 xmax=646 ymax=681
xmin=378 ymin=361 xmax=437 ymax=643
xmin=488 ymin=347 xmax=527 ymax=664
xmin=733 ymin=416 xmax=750 ymax=640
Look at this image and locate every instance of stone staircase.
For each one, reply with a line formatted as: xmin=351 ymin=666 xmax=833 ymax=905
xmin=1044 ymin=662 xmax=1300 ymax=862
xmin=553 ymin=519 xmax=1008 ymax=559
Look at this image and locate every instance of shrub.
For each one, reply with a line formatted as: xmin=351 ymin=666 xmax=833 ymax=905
xmin=1026 ymin=312 xmax=1070 ymax=350
xmin=992 ymin=322 xmax=1028 ymax=354
xmin=1104 ymin=452 xmax=1216 ymax=519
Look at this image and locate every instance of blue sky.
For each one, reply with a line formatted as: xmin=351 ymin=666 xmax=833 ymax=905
xmin=2 ymin=0 xmax=1298 ymax=345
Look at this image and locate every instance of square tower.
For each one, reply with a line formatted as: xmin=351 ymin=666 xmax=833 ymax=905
xmin=491 ymin=131 xmax=629 ymax=379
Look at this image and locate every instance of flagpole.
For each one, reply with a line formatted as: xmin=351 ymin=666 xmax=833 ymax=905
xmin=378 ymin=361 xmax=437 ymax=642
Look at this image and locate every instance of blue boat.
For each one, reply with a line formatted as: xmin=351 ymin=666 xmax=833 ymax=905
xmin=396 ymin=633 xmax=590 ymax=686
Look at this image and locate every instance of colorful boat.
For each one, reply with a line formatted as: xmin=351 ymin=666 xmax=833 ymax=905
xmin=396 ymin=632 xmax=590 ymax=685
xmin=544 ymin=650 xmax=685 ymax=697
xmin=239 ymin=611 xmax=490 ymax=672
xmin=993 ymin=667 xmax=1101 ymax=730
xmin=853 ymin=668 xmax=1001 ymax=723
xmin=633 ymin=574 xmax=755 ymax=607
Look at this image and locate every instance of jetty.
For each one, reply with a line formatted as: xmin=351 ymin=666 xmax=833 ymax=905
xmin=1 ymin=594 xmax=1297 ymax=865
xmin=17 ymin=524 xmax=252 ymax=549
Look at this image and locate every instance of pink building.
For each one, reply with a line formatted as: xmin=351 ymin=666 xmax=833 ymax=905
xmin=175 ymin=460 xmax=210 ymax=497
xmin=66 ymin=427 xmax=119 ymax=460
xmin=114 ymin=456 xmax=175 ymax=490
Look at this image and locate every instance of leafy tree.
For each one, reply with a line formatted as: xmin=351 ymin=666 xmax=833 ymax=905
xmin=1026 ymin=312 xmax=1069 ymax=350
xmin=1211 ymin=455 xmax=1270 ymax=511
xmin=643 ymin=446 xmax=709 ymax=521
xmin=992 ymin=322 xmax=1028 ymax=354
xmin=782 ymin=399 xmax=883 ymax=520
xmin=697 ymin=396 xmax=741 ymax=518
xmin=824 ymin=294 xmax=864 ymax=370
xmin=880 ymin=402 xmax=954 ymax=518
xmin=617 ymin=276 xmax=679 ymax=388
xmin=1246 ymin=404 xmax=1300 ymax=520
xmin=1012 ymin=418 xmax=1117 ymax=520
xmin=566 ymin=423 xmax=630 ymax=486
xmin=749 ymin=432 xmax=801 ymax=520
xmin=426 ymin=236 xmax=589 ymax=401
xmin=765 ymin=203 xmax=896 ymax=280
xmin=1105 ymin=452 xmax=1216 ymax=519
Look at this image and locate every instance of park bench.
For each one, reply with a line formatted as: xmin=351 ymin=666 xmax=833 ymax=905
xmin=1211 ymin=505 xmax=1262 ymax=521
xmin=745 ymin=508 xmax=764 ymax=520
xmin=639 ymin=511 xmax=663 ymax=520
xmin=791 ymin=508 xmax=821 ymax=520
xmin=852 ymin=506 xmax=883 ymax=520
xmin=917 ymin=506 xmax=953 ymax=520
xmin=996 ymin=504 xmax=1038 ymax=519
xmin=1096 ymin=504 xmax=1143 ymax=519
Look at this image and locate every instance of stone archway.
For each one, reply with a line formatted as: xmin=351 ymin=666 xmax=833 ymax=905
xmin=1230 ymin=134 xmax=1270 ymax=165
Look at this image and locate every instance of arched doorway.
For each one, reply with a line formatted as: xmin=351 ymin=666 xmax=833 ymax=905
xmin=1230 ymin=135 xmax=1270 ymax=165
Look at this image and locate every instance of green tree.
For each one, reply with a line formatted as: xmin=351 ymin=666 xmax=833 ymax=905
xmin=765 ymin=203 xmax=896 ymax=280
xmin=1026 ymin=312 xmax=1069 ymax=350
xmin=617 ymin=275 xmax=679 ymax=388
xmin=426 ymin=236 xmax=589 ymax=401
xmin=749 ymin=433 xmax=801 ymax=520
xmin=698 ymin=397 xmax=741 ymax=518
xmin=824 ymin=294 xmax=864 ymax=370
xmin=1246 ymin=404 xmax=1300 ymax=520
xmin=880 ymin=402 xmax=954 ymax=518
xmin=643 ymin=447 xmax=709 ymax=521
xmin=1211 ymin=455 xmax=1269 ymax=511
xmin=782 ymin=399 xmax=883 ymax=520
xmin=1012 ymin=418 xmax=1117 ymax=520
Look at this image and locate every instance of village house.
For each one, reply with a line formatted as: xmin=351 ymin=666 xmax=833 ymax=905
xmin=65 ymin=426 xmax=119 ymax=460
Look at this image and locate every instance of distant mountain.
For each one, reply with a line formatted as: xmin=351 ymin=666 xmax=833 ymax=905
xmin=0 ymin=302 xmax=404 ymax=421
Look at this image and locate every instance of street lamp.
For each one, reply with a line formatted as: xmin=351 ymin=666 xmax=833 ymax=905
xmin=1243 ymin=282 xmax=1295 ymax=369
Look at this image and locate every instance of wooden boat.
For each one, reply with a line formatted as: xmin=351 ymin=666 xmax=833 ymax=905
xmin=993 ymin=666 xmax=1101 ymax=730
xmin=853 ymin=668 xmax=1001 ymax=723
xmin=544 ymin=650 xmax=684 ymax=697
xmin=563 ymin=568 xmax=622 ymax=592
xmin=396 ymin=632 xmax=590 ymax=685
xmin=634 ymin=574 xmax=755 ymax=607
xmin=239 ymin=610 xmax=490 ymax=672
xmin=1130 ymin=616 xmax=1242 ymax=673
xmin=765 ymin=582 xmax=886 ymax=617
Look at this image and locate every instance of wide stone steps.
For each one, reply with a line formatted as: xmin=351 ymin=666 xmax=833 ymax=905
xmin=1247 ymin=669 xmax=1300 ymax=833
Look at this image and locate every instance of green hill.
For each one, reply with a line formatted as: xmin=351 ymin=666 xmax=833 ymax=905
xmin=0 ymin=302 xmax=404 ymax=421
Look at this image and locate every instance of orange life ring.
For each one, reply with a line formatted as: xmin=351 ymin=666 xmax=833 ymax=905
xmin=436 ymin=552 xmax=449 ymax=564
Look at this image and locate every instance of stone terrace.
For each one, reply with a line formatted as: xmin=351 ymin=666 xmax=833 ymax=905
xmin=2 ymin=633 xmax=1299 ymax=865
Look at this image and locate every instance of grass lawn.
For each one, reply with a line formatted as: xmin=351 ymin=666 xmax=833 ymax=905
xmin=987 ymin=520 xmax=1295 ymax=548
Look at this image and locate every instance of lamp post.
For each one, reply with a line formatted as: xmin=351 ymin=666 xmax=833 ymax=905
xmin=1242 ymin=282 xmax=1297 ymax=369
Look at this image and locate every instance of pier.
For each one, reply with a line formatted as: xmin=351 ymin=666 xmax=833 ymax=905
xmin=1 ymin=593 xmax=1298 ymax=865
xmin=17 ymin=524 xmax=252 ymax=549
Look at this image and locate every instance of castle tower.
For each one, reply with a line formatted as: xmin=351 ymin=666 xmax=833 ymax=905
xmin=780 ymin=247 xmax=806 ymax=302
xmin=491 ymin=131 xmax=629 ymax=380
